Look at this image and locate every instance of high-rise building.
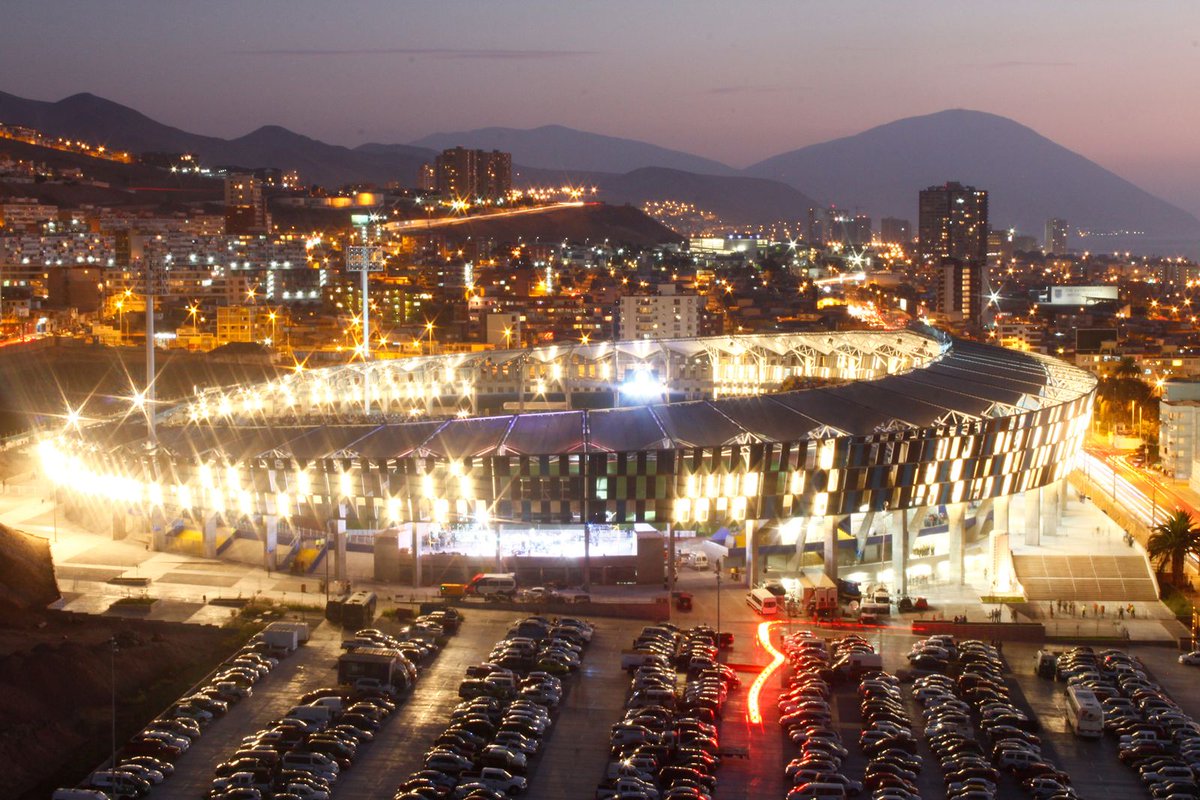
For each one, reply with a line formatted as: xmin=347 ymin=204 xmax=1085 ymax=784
xmin=1044 ymin=218 xmax=1068 ymax=255
xmin=618 ymin=285 xmax=701 ymax=340
xmin=934 ymin=258 xmax=985 ymax=324
xmin=880 ymin=217 xmax=911 ymax=243
xmin=224 ymin=173 xmax=268 ymax=234
xmin=434 ymin=147 xmax=512 ymax=200
xmin=918 ymin=181 xmax=988 ymax=265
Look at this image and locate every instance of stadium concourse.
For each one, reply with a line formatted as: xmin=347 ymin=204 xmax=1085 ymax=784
xmin=34 ymin=325 xmax=1099 ymax=601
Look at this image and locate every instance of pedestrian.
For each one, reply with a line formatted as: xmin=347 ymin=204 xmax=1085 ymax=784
xmin=1100 ymin=604 xmax=1105 ymax=617
xmin=1082 ymin=607 xmax=1087 ymax=618
xmin=1049 ymin=605 xmax=1054 ymax=619
xmin=1131 ymin=606 xmax=1136 ymax=619
xmin=202 ymin=594 xmax=207 ymax=604
xmin=1118 ymin=606 xmax=1125 ymax=619
xmin=1010 ymin=607 xmax=1018 ymax=622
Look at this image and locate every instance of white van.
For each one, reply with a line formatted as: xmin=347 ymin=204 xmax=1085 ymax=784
xmin=746 ymin=588 xmax=779 ymax=616
xmin=281 ymin=750 xmax=340 ymax=776
xmin=287 ymin=704 xmax=333 ymax=725
xmin=688 ymin=552 xmax=709 ymax=570
xmin=467 ymin=573 xmax=518 ymax=598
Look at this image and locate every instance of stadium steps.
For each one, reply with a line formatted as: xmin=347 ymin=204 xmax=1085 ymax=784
xmin=1012 ymin=554 xmax=1159 ymax=601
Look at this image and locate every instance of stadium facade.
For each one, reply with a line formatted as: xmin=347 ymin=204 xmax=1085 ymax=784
xmin=39 ymin=326 xmax=1095 ymax=593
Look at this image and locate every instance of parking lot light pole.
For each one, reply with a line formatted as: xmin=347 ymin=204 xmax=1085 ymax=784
xmin=715 ymin=560 xmax=722 ymax=640
xmin=109 ymin=637 xmax=118 ymax=770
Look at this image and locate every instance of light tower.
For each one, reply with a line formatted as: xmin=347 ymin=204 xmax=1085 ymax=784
xmin=348 ymin=214 xmax=382 ymax=410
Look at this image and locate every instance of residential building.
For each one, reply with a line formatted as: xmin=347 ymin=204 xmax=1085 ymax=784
xmin=618 ymin=285 xmax=701 ymax=340
xmin=1044 ymin=218 xmax=1068 ymax=255
xmin=918 ymin=181 xmax=988 ymax=265
xmin=434 ymin=147 xmax=512 ymax=200
xmin=224 ymin=173 xmax=268 ymax=234
xmin=934 ymin=258 xmax=984 ymax=324
xmin=880 ymin=217 xmax=911 ymax=243
xmin=1160 ymin=379 xmax=1200 ymax=479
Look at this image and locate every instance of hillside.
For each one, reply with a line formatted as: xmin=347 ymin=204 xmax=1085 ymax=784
xmin=423 ymin=202 xmax=682 ymax=245
xmin=0 ymin=524 xmax=58 ymax=613
xmin=407 ymin=124 xmax=737 ymax=176
xmin=0 ymin=135 xmax=222 ymax=205
xmin=746 ymin=109 xmax=1200 ymax=239
xmin=0 ymin=91 xmax=433 ymax=188
xmin=592 ymin=167 xmax=819 ymax=227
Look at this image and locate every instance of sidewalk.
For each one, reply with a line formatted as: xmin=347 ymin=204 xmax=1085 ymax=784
xmin=1 ymin=468 xmax=1192 ymax=643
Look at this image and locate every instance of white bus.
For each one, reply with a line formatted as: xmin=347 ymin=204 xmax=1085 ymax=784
xmin=1065 ymin=684 xmax=1103 ymax=738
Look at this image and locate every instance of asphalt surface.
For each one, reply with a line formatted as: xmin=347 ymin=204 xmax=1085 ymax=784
xmin=139 ymin=600 xmax=1200 ymax=800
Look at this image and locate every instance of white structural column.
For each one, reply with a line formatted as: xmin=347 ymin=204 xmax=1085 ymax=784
xmin=974 ymin=498 xmax=994 ymax=539
xmin=203 ymin=512 xmax=218 ymax=559
xmin=1041 ymin=481 xmax=1061 ymax=538
xmin=264 ymin=514 xmax=278 ymax=572
xmin=822 ymin=515 xmax=844 ymax=582
xmin=334 ymin=516 xmax=348 ymax=582
xmin=744 ymin=519 xmax=758 ymax=587
xmin=1023 ymin=487 xmax=1042 ymax=547
xmin=993 ymin=495 xmax=1011 ymax=535
xmin=947 ymin=502 xmax=966 ymax=585
xmin=1058 ymin=479 xmax=1068 ymax=519
xmin=892 ymin=509 xmax=909 ymax=596
xmin=855 ymin=512 xmax=875 ymax=561
xmin=412 ymin=522 xmax=423 ymax=589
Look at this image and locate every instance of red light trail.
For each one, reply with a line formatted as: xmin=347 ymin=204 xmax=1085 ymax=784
xmin=747 ymin=620 xmax=783 ymax=724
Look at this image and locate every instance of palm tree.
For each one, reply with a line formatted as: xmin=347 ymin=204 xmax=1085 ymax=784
xmin=1147 ymin=510 xmax=1200 ymax=588
xmin=1114 ymin=357 xmax=1140 ymax=380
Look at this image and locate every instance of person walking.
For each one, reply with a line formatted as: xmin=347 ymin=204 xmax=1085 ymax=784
xmin=1119 ymin=606 xmax=1125 ymax=620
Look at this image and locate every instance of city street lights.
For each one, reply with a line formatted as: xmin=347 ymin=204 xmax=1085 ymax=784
xmin=426 ymin=321 xmax=435 ymax=354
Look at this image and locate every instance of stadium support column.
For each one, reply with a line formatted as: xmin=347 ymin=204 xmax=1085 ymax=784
xmin=975 ymin=498 xmax=994 ymax=539
xmin=1023 ymin=487 xmax=1041 ymax=547
xmin=745 ymin=519 xmax=758 ymax=587
xmin=947 ymin=502 xmax=966 ymax=585
xmin=203 ymin=513 xmax=218 ymax=560
xmin=855 ymin=512 xmax=875 ymax=562
xmin=822 ymin=515 xmax=844 ymax=582
xmin=1041 ymin=481 xmax=1060 ymax=538
xmin=993 ymin=495 xmax=1011 ymax=534
xmin=264 ymin=514 xmax=278 ymax=573
xmin=892 ymin=510 xmax=909 ymax=596
xmin=411 ymin=523 xmax=422 ymax=589
xmin=1058 ymin=478 xmax=1069 ymax=520
xmin=334 ymin=508 xmax=348 ymax=583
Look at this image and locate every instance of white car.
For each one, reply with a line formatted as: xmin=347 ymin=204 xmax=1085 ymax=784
xmin=1179 ymin=651 xmax=1200 ymax=666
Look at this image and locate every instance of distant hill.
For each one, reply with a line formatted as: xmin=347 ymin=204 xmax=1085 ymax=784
xmin=0 ymin=91 xmax=434 ymax=187
xmin=590 ymin=167 xmax=819 ymax=227
xmin=746 ymin=109 xmax=1200 ymax=239
xmin=407 ymin=124 xmax=737 ymax=176
xmin=422 ymin=203 xmax=682 ymax=246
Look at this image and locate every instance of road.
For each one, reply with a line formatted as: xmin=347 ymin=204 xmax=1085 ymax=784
xmin=386 ymin=202 xmax=587 ymax=232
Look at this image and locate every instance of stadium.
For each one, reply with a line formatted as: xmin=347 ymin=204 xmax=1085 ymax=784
xmin=37 ymin=325 xmax=1096 ymax=595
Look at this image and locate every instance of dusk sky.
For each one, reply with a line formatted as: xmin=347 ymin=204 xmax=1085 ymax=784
xmin=3 ymin=0 xmax=1200 ymax=215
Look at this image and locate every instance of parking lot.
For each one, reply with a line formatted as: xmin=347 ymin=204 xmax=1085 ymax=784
xmin=103 ymin=593 xmax=1200 ymax=800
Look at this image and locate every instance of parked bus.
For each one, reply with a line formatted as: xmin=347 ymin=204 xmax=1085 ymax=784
xmin=1065 ymin=684 xmax=1103 ymax=738
xmin=341 ymin=591 xmax=377 ymax=629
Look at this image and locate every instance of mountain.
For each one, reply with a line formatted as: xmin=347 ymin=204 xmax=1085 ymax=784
xmin=746 ymin=109 xmax=1200 ymax=239
xmin=409 ymin=124 xmax=737 ymax=176
xmin=0 ymin=91 xmax=434 ymax=187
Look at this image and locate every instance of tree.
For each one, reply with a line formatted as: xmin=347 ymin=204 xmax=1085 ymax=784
xmin=1146 ymin=509 xmax=1200 ymax=588
xmin=1114 ymin=357 xmax=1140 ymax=380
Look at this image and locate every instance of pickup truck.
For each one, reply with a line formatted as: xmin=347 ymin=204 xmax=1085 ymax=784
xmin=455 ymin=767 xmax=528 ymax=795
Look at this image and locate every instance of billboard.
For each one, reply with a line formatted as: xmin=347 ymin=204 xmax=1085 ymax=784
xmin=1045 ymin=285 xmax=1118 ymax=306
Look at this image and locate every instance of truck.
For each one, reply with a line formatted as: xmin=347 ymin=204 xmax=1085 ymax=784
xmin=798 ymin=573 xmax=840 ymax=617
xmin=262 ymin=623 xmax=300 ymax=654
xmin=268 ymin=621 xmax=310 ymax=644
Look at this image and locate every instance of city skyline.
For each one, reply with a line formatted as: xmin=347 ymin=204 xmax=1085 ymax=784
xmin=2 ymin=1 xmax=1199 ymax=217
